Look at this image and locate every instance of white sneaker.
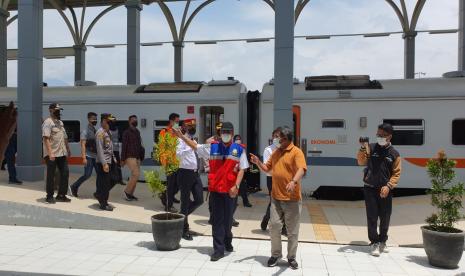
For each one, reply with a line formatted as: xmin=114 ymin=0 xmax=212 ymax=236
xmin=370 ymin=243 xmax=380 ymax=257
xmin=379 ymin=242 xmax=389 ymax=253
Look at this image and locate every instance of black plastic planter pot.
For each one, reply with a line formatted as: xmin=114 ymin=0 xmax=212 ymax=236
xmin=151 ymin=213 xmax=185 ymax=251
xmin=421 ymin=226 xmax=464 ymax=269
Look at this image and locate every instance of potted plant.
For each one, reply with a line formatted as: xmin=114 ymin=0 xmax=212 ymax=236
xmin=422 ymin=150 xmax=465 ymax=269
xmin=144 ymin=133 xmax=184 ymax=251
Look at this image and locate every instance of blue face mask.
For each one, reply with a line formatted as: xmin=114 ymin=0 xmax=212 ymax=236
xmin=272 ymin=138 xmax=281 ymax=148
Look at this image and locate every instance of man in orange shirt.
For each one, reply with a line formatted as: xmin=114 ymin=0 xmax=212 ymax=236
xmin=159 ymin=113 xmax=181 ymax=212
xmin=250 ymin=126 xmax=307 ymax=270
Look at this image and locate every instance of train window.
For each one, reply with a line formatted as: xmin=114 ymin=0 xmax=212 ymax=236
xmin=62 ymin=121 xmax=80 ymax=143
xmin=452 ymin=119 xmax=465 ymax=145
xmin=383 ymin=119 xmax=424 ymax=145
xmin=153 ymin=120 xmax=169 ymax=143
xmin=322 ymin=119 xmax=345 ymax=129
xmin=114 ymin=121 xmax=129 ymax=142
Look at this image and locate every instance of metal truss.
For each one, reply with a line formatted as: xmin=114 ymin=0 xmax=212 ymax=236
xmin=263 ymin=0 xmax=311 ymax=24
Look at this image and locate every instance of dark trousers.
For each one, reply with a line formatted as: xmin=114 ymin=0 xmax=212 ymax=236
xmin=211 ymin=192 xmax=234 ymax=255
xmin=166 ymin=171 xmax=179 ymax=208
xmin=113 ymin=151 xmax=123 ymax=183
xmin=177 ymin=168 xmax=204 ymax=232
xmin=263 ymin=176 xmax=273 ymax=223
xmin=239 ymin=180 xmax=250 ymax=206
xmin=45 ymin=156 xmax=69 ymax=197
xmin=364 ymin=186 xmax=392 ymax=244
xmin=95 ymin=163 xmax=116 ymax=206
xmin=5 ymin=152 xmax=16 ymax=181
xmin=71 ymin=157 xmax=97 ymax=189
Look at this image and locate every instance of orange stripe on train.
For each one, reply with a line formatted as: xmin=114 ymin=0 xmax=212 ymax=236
xmin=404 ymin=158 xmax=465 ymax=168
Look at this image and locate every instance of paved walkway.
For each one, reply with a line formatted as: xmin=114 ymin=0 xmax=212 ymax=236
xmin=0 ymin=225 xmax=463 ymax=276
xmin=1 ymin=171 xmax=464 ymax=247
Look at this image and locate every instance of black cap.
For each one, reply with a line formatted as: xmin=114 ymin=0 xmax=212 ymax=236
xmin=101 ymin=113 xmax=116 ymax=121
xmin=221 ymin=122 xmax=234 ymax=131
xmin=49 ymin=103 xmax=63 ymax=110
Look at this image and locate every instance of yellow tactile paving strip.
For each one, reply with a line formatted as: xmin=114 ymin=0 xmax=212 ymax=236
xmin=306 ymin=203 xmax=336 ymax=241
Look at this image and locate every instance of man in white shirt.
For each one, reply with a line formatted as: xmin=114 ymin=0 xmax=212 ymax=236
xmin=176 ymin=118 xmax=205 ymax=241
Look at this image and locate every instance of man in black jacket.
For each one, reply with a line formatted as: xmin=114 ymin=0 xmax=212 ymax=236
xmin=357 ymin=123 xmax=401 ymax=257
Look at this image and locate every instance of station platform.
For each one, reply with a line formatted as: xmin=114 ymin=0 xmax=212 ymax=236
xmin=0 ymin=171 xmax=464 ymax=248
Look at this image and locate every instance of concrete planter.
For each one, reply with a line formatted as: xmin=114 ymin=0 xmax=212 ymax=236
xmin=151 ymin=213 xmax=185 ymax=251
xmin=421 ymin=226 xmax=464 ymax=269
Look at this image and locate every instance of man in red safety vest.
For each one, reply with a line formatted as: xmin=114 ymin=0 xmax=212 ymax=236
xmin=174 ymin=122 xmax=249 ymax=261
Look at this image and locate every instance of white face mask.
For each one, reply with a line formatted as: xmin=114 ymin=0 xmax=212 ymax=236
xmin=377 ymin=137 xmax=388 ymax=146
xmin=221 ymin=134 xmax=232 ymax=143
xmin=272 ymin=138 xmax=281 ymax=148
xmin=235 ymin=139 xmax=242 ymax=144
xmin=173 ymin=122 xmax=179 ymax=129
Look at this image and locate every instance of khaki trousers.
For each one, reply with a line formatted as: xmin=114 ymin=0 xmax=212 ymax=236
xmin=270 ymin=198 xmax=302 ymax=259
xmin=125 ymin=158 xmax=140 ymax=195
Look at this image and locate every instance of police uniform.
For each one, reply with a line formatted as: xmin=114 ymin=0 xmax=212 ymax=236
xmin=208 ymin=137 xmax=249 ymax=257
xmin=95 ymin=116 xmax=117 ymax=210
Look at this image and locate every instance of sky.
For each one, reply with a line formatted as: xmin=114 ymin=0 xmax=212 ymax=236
xmin=5 ymin=0 xmax=460 ymax=91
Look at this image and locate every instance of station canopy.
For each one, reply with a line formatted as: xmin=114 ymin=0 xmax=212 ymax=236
xmin=6 ymin=0 xmax=187 ymax=10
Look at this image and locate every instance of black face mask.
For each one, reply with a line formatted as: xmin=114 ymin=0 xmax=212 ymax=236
xmin=91 ymin=121 xmax=97 ymax=126
xmin=53 ymin=110 xmax=61 ymax=119
xmin=108 ymin=121 xmax=116 ymax=130
xmin=131 ymin=121 xmax=138 ymax=127
xmin=188 ymin=128 xmax=196 ymax=136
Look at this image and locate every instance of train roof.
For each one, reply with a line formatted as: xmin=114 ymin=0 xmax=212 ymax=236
xmin=0 ymin=80 xmax=248 ymax=104
xmin=261 ymin=77 xmax=465 ymax=101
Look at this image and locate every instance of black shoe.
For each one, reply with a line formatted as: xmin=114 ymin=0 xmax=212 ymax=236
xmin=93 ymin=192 xmax=98 ymax=199
xmin=232 ymin=219 xmax=239 ymax=227
xmin=99 ymin=204 xmax=114 ymax=211
xmin=159 ymin=193 xmax=167 ymax=206
xmin=55 ymin=195 xmax=71 ymax=202
xmin=0 ymin=166 xmax=5 ymax=171
xmin=288 ymin=258 xmax=298 ymax=270
xmin=210 ymin=252 xmax=224 ymax=262
xmin=188 ymin=230 xmax=201 ymax=236
xmin=130 ymin=194 xmax=138 ymax=201
xmin=8 ymin=179 xmax=22 ymax=185
xmin=260 ymin=217 xmax=268 ymax=231
xmin=173 ymin=197 xmax=180 ymax=204
xmin=70 ymin=185 xmax=78 ymax=197
xmin=244 ymin=202 xmax=253 ymax=208
xmin=165 ymin=206 xmax=178 ymax=213
xmin=225 ymin=245 xmax=234 ymax=252
xmin=45 ymin=196 xmax=56 ymax=204
xmin=267 ymin=256 xmax=279 ymax=267
xmin=182 ymin=232 xmax=193 ymax=241
xmin=124 ymin=191 xmax=134 ymax=201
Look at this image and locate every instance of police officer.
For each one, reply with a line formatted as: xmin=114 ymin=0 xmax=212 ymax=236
xmin=357 ymin=123 xmax=401 ymax=256
xmin=95 ymin=113 xmax=118 ymax=211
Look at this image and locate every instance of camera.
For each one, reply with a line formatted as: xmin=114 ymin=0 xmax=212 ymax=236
xmin=359 ymin=137 xmax=369 ymax=143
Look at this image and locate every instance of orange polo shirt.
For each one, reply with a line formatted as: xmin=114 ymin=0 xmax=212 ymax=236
xmin=265 ymin=143 xmax=307 ymax=201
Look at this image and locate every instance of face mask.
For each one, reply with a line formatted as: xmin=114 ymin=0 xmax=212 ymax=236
xmin=53 ymin=110 xmax=61 ymax=119
xmin=235 ymin=139 xmax=242 ymax=144
xmin=131 ymin=121 xmax=138 ymax=127
xmin=108 ymin=121 xmax=116 ymax=130
xmin=188 ymin=128 xmax=196 ymax=136
xmin=273 ymin=138 xmax=281 ymax=148
xmin=377 ymin=137 xmax=388 ymax=146
xmin=221 ymin=134 xmax=232 ymax=143
xmin=91 ymin=121 xmax=97 ymax=126
xmin=173 ymin=122 xmax=179 ymax=129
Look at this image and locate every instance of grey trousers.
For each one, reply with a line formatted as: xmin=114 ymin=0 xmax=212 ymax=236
xmin=270 ymin=198 xmax=302 ymax=259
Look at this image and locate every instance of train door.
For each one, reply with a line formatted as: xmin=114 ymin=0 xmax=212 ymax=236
xmin=199 ymin=106 xmax=224 ymax=142
xmin=293 ymin=105 xmax=301 ymax=147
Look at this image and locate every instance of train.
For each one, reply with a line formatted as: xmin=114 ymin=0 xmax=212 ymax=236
xmin=1 ymin=75 xmax=465 ymax=196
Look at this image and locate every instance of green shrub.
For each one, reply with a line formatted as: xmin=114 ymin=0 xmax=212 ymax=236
xmin=426 ymin=150 xmax=465 ymax=233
